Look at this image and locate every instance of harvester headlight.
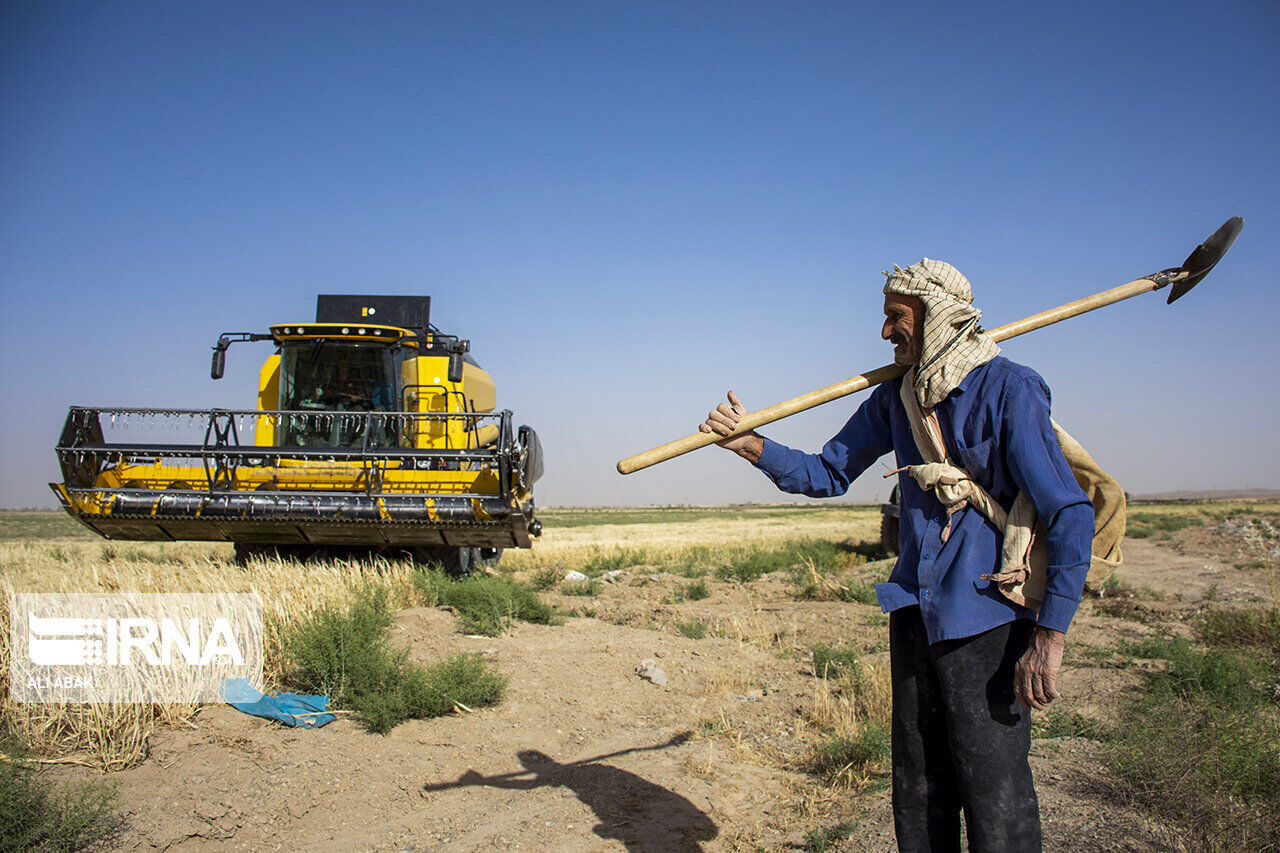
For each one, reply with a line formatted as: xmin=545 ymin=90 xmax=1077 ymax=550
xmin=297 ymin=327 xmax=305 ymax=334
xmin=342 ymin=327 xmax=349 ymax=334
xmin=358 ymin=328 xmax=366 ymax=335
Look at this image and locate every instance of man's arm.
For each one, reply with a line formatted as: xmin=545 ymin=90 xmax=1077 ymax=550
xmin=1000 ymin=377 xmax=1094 ymax=710
xmin=700 ymin=384 xmax=895 ymax=498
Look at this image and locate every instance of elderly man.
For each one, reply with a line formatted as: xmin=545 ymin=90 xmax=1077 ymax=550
xmin=700 ymin=260 xmax=1093 ymax=852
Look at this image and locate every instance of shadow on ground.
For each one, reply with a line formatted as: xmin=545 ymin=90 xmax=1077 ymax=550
xmin=423 ymin=733 xmax=717 ymax=852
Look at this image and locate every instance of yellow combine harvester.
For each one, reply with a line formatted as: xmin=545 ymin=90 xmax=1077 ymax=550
xmin=51 ymin=295 xmax=543 ymax=573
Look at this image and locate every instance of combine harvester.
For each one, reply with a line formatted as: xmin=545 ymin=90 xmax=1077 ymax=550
xmin=51 ymin=295 xmax=543 ymax=573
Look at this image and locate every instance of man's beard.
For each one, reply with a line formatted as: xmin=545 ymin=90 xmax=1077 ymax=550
xmin=891 ymin=334 xmax=919 ymax=365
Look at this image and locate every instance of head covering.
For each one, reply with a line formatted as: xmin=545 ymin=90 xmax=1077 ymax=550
xmin=883 ymin=258 xmax=1000 ymax=409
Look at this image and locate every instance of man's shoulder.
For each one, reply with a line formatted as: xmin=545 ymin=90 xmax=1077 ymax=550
xmin=976 ymin=355 xmax=1049 ymax=392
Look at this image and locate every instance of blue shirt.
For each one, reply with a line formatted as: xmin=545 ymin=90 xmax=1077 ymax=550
xmin=754 ymin=356 xmax=1093 ymax=643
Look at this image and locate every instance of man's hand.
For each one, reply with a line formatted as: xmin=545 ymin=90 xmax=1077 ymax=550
xmin=699 ymin=391 xmax=763 ymax=463
xmin=1015 ymin=626 xmax=1065 ymax=711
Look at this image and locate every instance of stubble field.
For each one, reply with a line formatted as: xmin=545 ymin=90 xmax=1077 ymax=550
xmin=2 ymin=501 xmax=1277 ymax=852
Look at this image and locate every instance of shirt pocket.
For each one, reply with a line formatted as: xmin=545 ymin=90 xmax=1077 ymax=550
xmin=954 ymin=436 xmax=998 ymax=488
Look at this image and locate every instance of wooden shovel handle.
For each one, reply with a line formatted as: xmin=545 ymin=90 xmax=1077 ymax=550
xmin=616 ymin=363 xmax=907 ymax=474
xmin=617 ymin=275 xmax=1168 ymax=475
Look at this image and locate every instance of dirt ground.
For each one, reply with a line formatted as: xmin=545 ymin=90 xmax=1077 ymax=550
xmin=57 ymin=512 xmax=1277 ymax=852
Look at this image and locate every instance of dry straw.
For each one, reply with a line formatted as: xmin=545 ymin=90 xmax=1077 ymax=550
xmin=0 ymin=540 xmax=431 ymax=769
xmin=1 ymin=505 xmax=882 ymax=769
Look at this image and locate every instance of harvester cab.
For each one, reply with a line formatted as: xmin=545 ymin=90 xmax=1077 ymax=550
xmin=52 ymin=295 xmax=543 ymax=574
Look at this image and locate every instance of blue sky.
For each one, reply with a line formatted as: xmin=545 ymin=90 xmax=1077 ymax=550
xmin=2 ymin=0 xmax=1277 ymax=508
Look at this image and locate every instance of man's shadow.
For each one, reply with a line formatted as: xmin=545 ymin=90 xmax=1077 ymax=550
xmin=422 ymin=732 xmax=718 ymax=852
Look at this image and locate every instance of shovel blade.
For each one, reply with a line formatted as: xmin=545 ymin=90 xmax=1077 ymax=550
xmin=1168 ymin=216 xmax=1243 ymax=303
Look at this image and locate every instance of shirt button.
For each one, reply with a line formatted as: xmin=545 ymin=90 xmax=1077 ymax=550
xmin=922 ymin=589 xmax=930 ymax=598
xmin=922 ymin=553 xmax=933 ymax=560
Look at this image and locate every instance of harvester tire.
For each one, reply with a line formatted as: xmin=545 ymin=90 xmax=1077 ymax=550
xmin=414 ymin=546 xmax=481 ymax=576
xmin=445 ymin=547 xmax=472 ymax=576
xmin=880 ymin=514 xmax=899 ymax=558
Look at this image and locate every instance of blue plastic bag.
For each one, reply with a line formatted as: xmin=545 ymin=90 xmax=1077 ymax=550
xmin=220 ymin=678 xmax=335 ymax=728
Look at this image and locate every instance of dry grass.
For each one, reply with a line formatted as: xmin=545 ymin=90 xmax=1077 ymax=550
xmin=698 ymin=667 xmax=771 ymax=698
xmin=710 ymin=610 xmax=801 ymax=651
xmin=502 ymin=506 xmax=880 ymax=574
xmin=0 ymin=539 xmax=435 ymax=768
xmin=804 ymin=663 xmax=892 ymax=738
xmin=800 ymin=659 xmax=893 ymax=790
xmin=0 ymin=506 xmax=879 ymax=770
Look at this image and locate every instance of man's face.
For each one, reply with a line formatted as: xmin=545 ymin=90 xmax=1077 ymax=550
xmin=882 ymin=293 xmax=924 ymax=366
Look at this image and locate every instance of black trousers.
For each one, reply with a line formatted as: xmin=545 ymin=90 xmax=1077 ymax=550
xmin=889 ymin=607 xmax=1040 ymax=853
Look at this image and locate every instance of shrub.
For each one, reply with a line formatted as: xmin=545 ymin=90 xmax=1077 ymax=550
xmin=804 ymin=822 xmax=856 ymax=853
xmin=715 ymin=539 xmax=862 ymax=584
xmin=676 ymin=620 xmax=708 ymax=639
xmin=0 ymin=734 xmax=125 ymax=852
xmin=1105 ymin=624 xmax=1280 ymax=849
xmin=283 ymin=586 xmax=396 ymax=704
xmin=560 ymin=581 xmax=603 ymax=598
xmin=812 ymin=644 xmax=861 ymax=679
xmin=283 ymin=587 xmax=508 ymax=733
xmin=529 ymin=566 xmax=561 ymax=591
xmin=1031 ymin=707 xmax=1101 ymax=740
xmin=839 ymin=580 xmax=879 ymax=605
xmin=412 ymin=569 xmax=557 ymax=636
xmin=1126 ymin=512 xmax=1193 ymax=539
xmin=1198 ymin=607 xmax=1280 ymax=656
xmin=808 ymin=724 xmax=891 ymax=785
xmin=683 ymin=578 xmax=711 ymax=601
xmin=352 ymin=652 xmax=508 ymax=734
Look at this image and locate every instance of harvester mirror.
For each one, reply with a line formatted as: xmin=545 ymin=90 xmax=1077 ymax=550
xmin=211 ymin=341 xmax=227 ymax=380
xmin=447 ymin=351 xmax=465 ymax=383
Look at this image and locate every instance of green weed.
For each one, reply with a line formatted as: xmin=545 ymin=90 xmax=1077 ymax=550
xmin=803 ymin=822 xmax=857 ymax=852
xmin=282 ymin=587 xmax=508 ymax=733
xmin=1031 ymin=707 xmax=1101 ymax=740
xmin=1198 ymin=608 xmax=1280 ymax=655
xmin=1105 ymin=623 xmax=1280 ymax=849
xmin=352 ymin=652 xmax=507 ymax=734
xmin=683 ymin=578 xmax=711 ymax=601
xmin=0 ymin=511 xmax=96 ymax=541
xmin=812 ymin=644 xmax=861 ymax=679
xmin=807 ymin=725 xmax=891 ymax=785
xmin=676 ymin=620 xmax=708 ymax=639
xmin=413 ymin=569 xmax=557 ymax=636
xmin=529 ymin=566 xmax=562 ymax=591
xmin=0 ymin=734 xmax=125 ymax=852
xmin=1126 ymin=512 xmax=1193 ymax=540
xmin=715 ymin=539 xmax=866 ymax=584
xmin=580 ymin=549 xmax=650 ymax=575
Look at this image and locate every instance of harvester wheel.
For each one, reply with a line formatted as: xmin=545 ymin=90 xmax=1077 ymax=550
xmin=443 ymin=547 xmax=481 ymax=576
xmin=414 ymin=546 xmax=481 ymax=577
xmin=880 ymin=515 xmax=899 ymax=557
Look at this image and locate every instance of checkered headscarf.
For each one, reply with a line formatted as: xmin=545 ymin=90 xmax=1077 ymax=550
xmin=883 ymin=259 xmax=1000 ymax=409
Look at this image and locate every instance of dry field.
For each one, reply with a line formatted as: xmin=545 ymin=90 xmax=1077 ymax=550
xmin=2 ymin=502 xmax=1277 ymax=851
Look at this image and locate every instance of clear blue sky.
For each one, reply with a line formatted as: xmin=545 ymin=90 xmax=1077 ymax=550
xmin=2 ymin=0 xmax=1277 ymax=508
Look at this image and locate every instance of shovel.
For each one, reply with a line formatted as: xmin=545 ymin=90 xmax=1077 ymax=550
xmin=617 ymin=217 xmax=1243 ymax=475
